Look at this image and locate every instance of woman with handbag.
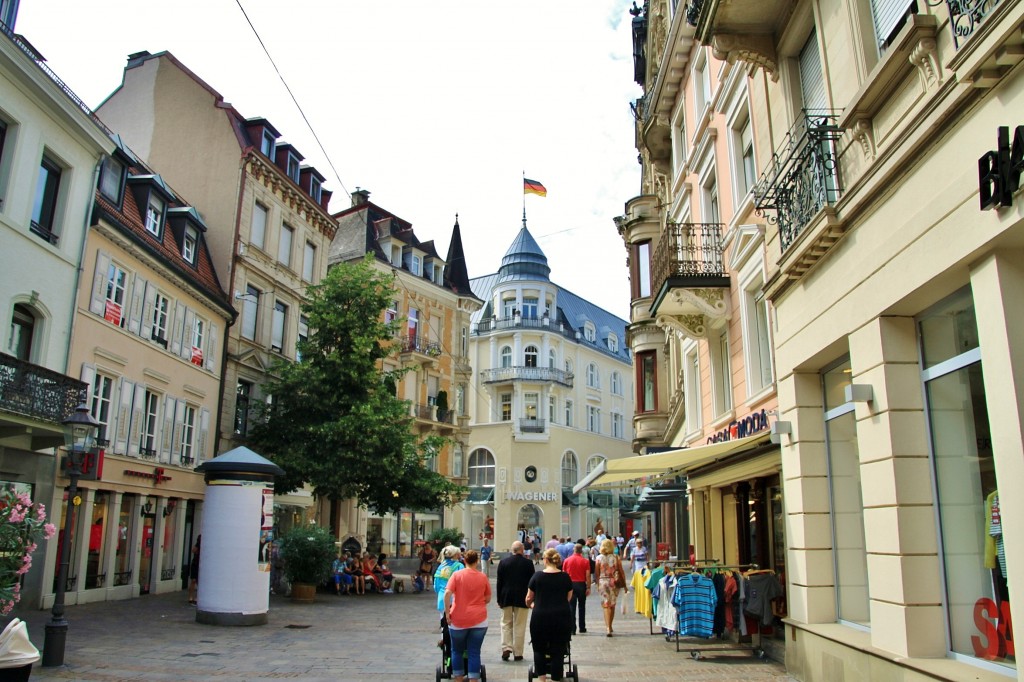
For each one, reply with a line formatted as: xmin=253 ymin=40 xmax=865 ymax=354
xmin=595 ymin=538 xmax=626 ymax=636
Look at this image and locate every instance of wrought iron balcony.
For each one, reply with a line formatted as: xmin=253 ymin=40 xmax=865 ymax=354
xmin=0 ymin=353 xmax=87 ymax=426
xmin=481 ymin=366 xmax=574 ymax=388
xmin=925 ymin=0 xmax=1003 ymax=48
xmin=754 ymin=110 xmax=844 ymax=253
xmin=650 ymin=222 xmax=728 ymax=311
xmin=399 ymin=334 xmax=441 ymax=358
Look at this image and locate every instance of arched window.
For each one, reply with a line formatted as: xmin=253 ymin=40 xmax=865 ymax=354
xmin=586 ymin=455 xmax=606 ymax=474
xmin=587 ymin=363 xmax=600 ymax=389
xmin=9 ymin=304 xmax=37 ymax=362
xmin=500 ymin=346 xmax=512 ymax=368
xmin=561 ymin=451 xmax=579 ymax=488
xmin=607 ymin=334 xmax=618 ymax=352
xmin=468 ymin=449 xmax=496 ymax=487
xmin=611 ymin=371 xmax=622 ymax=395
xmin=549 ymin=349 xmax=557 ymax=369
xmin=584 ymin=322 xmax=596 ymax=342
xmin=524 ymin=345 xmax=538 ymax=368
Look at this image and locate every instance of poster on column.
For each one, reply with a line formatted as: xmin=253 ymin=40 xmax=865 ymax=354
xmin=258 ymin=487 xmax=274 ymax=572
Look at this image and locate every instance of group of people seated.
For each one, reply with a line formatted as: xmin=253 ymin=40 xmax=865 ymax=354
xmin=331 ymin=551 xmax=394 ymax=594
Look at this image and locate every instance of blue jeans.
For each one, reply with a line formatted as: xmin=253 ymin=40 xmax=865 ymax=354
xmin=449 ymin=626 xmax=487 ymax=679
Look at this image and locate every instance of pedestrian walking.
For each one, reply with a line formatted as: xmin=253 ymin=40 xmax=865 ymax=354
xmin=595 ymin=538 xmax=626 ymax=636
xmin=526 ymin=548 xmax=574 ymax=682
xmin=479 ymin=538 xmax=493 ymax=576
xmin=444 ymin=549 xmax=491 ymax=682
xmin=562 ymin=544 xmax=590 ymax=634
xmin=496 ymin=540 xmax=535 ymax=662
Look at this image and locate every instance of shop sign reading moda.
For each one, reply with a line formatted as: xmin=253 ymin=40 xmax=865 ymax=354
xmin=706 ymin=408 xmax=770 ymax=444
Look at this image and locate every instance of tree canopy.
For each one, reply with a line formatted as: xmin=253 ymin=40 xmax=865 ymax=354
xmin=249 ymin=255 xmax=464 ymax=515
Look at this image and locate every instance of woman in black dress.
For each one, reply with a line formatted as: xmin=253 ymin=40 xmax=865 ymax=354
xmin=525 ymin=548 xmax=574 ymax=682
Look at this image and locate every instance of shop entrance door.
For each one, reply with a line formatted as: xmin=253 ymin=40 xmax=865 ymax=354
xmin=139 ymin=513 xmax=155 ymax=594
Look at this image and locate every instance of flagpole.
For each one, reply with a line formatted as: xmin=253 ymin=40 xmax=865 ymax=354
xmin=522 ymin=170 xmax=527 ymax=228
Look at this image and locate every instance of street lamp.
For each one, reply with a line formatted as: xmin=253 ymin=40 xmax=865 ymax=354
xmin=41 ymin=404 xmax=98 ymax=667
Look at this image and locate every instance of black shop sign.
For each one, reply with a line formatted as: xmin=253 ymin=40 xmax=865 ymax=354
xmin=979 ymin=125 xmax=1024 ymax=210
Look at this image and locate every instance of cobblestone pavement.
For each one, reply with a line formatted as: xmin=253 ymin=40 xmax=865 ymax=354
xmin=16 ymin=582 xmax=795 ymax=681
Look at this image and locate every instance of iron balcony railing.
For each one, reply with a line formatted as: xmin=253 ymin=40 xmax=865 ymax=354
xmin=925 ymin=0 xmax=1002 ymax=48
xmin=481 ymin=366 xmax=574 ymax=388
xmin=0 ymin=353 xmax=87 ymax=425
xmin=399 ymin=334 xmax=441 ymax=358
xmin=651 ymin=222 xmax=728 ymax=297
xmin=753 ymin=110 xmax=844 ymax=253
xmin=0 ymin=20 xmax=113 ymax=137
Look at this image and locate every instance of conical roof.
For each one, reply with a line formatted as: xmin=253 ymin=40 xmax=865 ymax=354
xmin=498 ymin=225 xmax=550 ymax=282
xmin=443 ymin=216 xmax=475 ymax=295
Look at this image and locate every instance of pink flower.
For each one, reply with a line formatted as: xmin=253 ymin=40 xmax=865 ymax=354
xmin=26 ymin=543 xmax=36 ymax=555
xmin=8 ymin=508 xmax=25 ymax=524
xmin=43 ymin=524 xmax=56 ymax=539
xmin=36 ymin=506 xmax=46 ymax=521
xmin=16 ymin=493 xmax=30 ymax=507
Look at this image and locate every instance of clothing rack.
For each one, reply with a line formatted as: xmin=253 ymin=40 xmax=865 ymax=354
xmin=664 ymin=563 xmax=774 ymax=660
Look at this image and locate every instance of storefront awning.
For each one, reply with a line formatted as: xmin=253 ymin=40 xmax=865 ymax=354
xmin=464 ymin=487 xmax=494 ymax=504
xmin=572 ymin=433 xmax=771 ymax=493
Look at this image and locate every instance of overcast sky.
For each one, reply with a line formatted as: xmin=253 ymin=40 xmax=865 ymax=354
xmin=17 ymin=1 xmax=642 ymax=320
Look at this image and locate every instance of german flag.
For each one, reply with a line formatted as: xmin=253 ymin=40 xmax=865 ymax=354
xmin=523 ymin=178 xmax=547 ymax=197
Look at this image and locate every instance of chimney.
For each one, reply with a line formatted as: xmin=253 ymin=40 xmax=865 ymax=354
xmin=351 ymin=188 xmax=371 ymax=206
xmin=127 ymin=51 xmax=152 ymax=68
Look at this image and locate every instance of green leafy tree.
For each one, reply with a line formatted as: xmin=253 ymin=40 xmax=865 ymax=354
xmin=249 ymin=255 xmax=464 ymax=515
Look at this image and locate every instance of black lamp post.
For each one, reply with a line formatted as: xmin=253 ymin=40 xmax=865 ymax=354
xmin=41 ymin=404 xmax=98 ymax=668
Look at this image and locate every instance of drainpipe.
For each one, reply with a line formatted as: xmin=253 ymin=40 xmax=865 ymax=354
xmin=63 ymin=155 xmax=105 ymax=376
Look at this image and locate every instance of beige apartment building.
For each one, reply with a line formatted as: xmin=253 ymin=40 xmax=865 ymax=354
xmin=96 ymin=51 xmax=338 ymax=529
xmin=684 ymin=0 xmax=1022 ymax=678
xmin=328 ymin=190 xmax=482 ymax=557
xmin=58 ymin=141 xmax=233 ymax=605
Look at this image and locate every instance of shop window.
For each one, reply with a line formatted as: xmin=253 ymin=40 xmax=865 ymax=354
xmin=919 ymin=290 xmax=1009 ymax=667
xmin=85 ymin=492 xmax=109 ymax=589
xmin=823 ymin=358 xmax=870 ymax=627
xmin=112 ymin=496 xmax=134 ymax=585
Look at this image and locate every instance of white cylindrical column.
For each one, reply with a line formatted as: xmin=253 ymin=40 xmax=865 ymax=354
xmin=194 ymin=446 xmax=283 ymax=626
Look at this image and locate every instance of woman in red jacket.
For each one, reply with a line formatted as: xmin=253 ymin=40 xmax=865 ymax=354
xmin=443 ymin=549 xmax=491 ymax=682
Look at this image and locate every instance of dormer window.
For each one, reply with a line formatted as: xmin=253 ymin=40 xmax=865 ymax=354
xmin=145 ymin=194 xmax=165 ymax=237
xmin=310 ymin=176 xmax=322 ymax=203
xmin=607 ymin=334 xmax=619 ymax=352
xmin=261 ymin=130 xmax=276 ymax=158
xmin=99 ymin=156 xmax=125 ymax=203
xmin=403 ymin=249 xmax=423 ymax=275
xmin=287 ymin=154 xmax=300 ymax=183
xmin=583 ymin=322 xmax=596 ymax=342
xmin=182 ymin=226 xmax=198 ymax=265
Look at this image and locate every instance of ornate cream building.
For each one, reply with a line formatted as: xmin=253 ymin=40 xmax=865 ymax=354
xmin=467 ymin=221 xmax=634 ymax=551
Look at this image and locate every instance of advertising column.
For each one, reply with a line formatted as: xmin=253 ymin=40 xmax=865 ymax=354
xmin=194 ymin=446 xmax=284 ymax=626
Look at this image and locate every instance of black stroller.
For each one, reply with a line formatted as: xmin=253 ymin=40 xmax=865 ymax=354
xmin=436 ymin=613 xmax=487 ymax=682
xmin=527 ymin=639 xmax=578 ymax=682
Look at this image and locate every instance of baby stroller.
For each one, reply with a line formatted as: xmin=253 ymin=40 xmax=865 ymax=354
xmin=436 ymin=613 xmax=487 ymax=682
xmin=527 ymin=639 xmax=578 ymax=682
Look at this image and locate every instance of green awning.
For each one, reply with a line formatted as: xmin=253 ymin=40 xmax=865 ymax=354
xmin=465 ymin=487 xmax=494 ymax=504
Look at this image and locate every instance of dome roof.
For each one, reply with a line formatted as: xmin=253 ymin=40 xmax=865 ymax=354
xmin=498 ymin=225 xmax=550 ymax=282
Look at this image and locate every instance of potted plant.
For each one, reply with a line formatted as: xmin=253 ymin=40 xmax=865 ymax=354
xmin=278 ymin=524 xmax=335 ymax=602
xmin=435 ymin=390 xmax=449 ymax=422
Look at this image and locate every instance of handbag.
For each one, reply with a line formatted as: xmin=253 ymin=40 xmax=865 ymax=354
xmin=613 ymin=561 xmax=626 ymax=590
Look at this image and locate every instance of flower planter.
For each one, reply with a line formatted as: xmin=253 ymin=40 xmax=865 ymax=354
xmin=290 ymin=582 xmax=317 ymax=603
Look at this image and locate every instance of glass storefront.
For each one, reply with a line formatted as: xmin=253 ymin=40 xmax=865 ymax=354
xmin=86 ymin=492 xmax=109 ymax=589
xmin=920 ymin=289 xmax=1013 ymax=669
xmin=824 ymin=359 xmax=870 ymax=627
xmin=161 ymin=501 xmax=178 ymax=580
xmin=113 ymin=496 xmax=133 ymax=586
